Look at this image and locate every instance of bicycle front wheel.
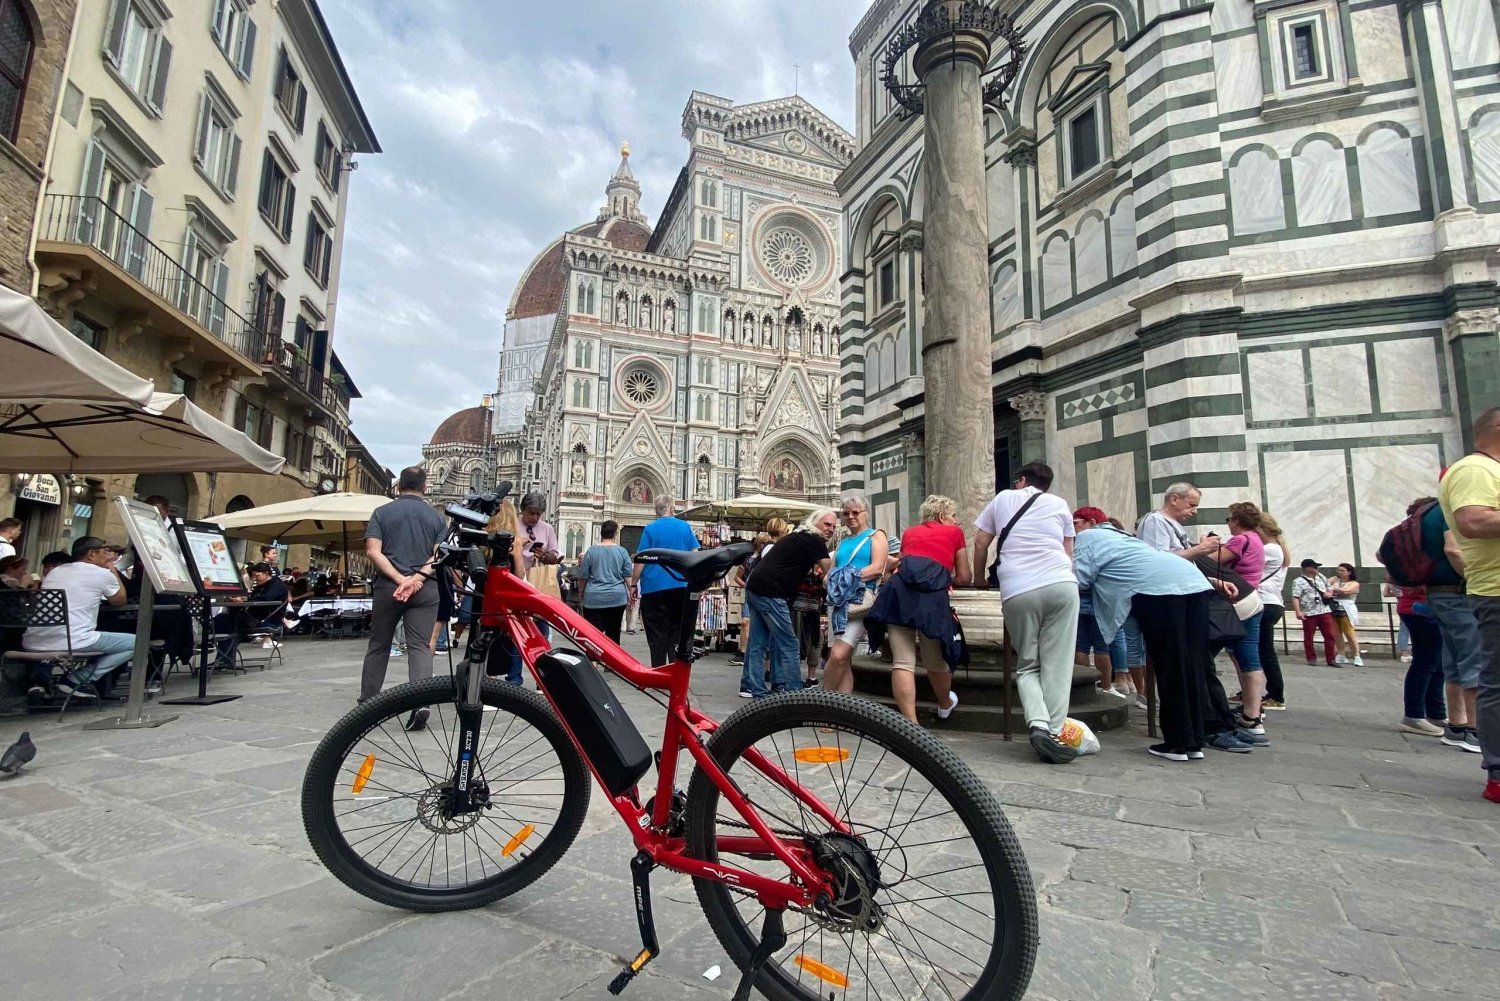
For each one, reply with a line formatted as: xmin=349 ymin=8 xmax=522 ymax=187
xmin=685 ymin=690 xmax=1037 ymax=1001
xmin=301 ymin=675 xmax=590 ymax=911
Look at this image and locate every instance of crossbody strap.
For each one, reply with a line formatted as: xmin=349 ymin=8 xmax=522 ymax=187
xmin=997 ymin=492 xmax=1043 ymax=554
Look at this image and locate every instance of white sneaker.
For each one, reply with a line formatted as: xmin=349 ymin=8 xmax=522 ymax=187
xmin=1353 ymin=655 xmax=1364 ymax=667
xmin=1334 ymin=654 xmax=1347 ymax=665
xmin=936 ymin=691 xmax=959 ymax=720
xmin=1135 ymin=697 xmax=1149 ymax=710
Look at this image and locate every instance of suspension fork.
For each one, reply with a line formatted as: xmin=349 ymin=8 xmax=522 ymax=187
xmin=447 ymin=570 xmax=489 ymax=814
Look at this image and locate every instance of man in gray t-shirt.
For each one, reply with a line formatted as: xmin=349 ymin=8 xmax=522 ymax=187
xmin=360 ymin=466 xmax=448 ymax=717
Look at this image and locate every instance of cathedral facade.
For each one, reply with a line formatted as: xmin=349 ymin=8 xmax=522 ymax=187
xmin=837 ymin=0 xmax=1500 ymax=573
xmin=505 ymin=93 xmax=852 ymax=555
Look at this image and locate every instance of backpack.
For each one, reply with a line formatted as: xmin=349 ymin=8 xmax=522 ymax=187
xmin=1376 ymin=501 xmax=1439 ymax=586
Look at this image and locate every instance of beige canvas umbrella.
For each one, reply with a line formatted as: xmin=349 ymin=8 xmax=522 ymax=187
xmin=678 ymin=493 xmax=819 ymax=530
xmin=0 ymin=284 xmax=155 ymax=406
xmin=0 ymin=392 xmax=285 ymax=474
xmin=208 ymin=492 xmax=392 ymax=546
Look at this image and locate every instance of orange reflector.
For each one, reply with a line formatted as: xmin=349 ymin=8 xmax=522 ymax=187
xmin=351 ymin=754 xmax=376 ymax=794
xmin=793 ymin=747 xmax=850 ymax=764
xmin=501 ymin=823 xmax=536 ymax=857
xmin=794 ymin=955 xmax=849 ymax=988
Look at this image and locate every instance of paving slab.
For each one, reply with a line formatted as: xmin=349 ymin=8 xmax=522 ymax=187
xmin=0 ymin=638 xmax=1493 ymax=1000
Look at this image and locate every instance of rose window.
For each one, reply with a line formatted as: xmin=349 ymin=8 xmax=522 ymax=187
xmin=760 ymin=229 xmax=815 ymax=286
xmin=621 ymin=367 xmax=662 ymax=407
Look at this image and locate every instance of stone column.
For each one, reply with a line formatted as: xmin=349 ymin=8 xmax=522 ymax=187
xmin=915 ymin=9 xmax=996 ymax=528
xmin=1402 ymin=0 xmax=1470 ymax=213
xmin=1007 ymin=390 xmax=1046 ymax=467
xmin=901 ymin=431 xmax=926 ymax=525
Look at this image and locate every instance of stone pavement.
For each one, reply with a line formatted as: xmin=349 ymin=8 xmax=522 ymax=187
xmin=0 ymin=632 xmax=1496 ymax=1001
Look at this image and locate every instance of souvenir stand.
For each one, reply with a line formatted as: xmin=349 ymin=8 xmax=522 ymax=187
xmin=692 ymin=524 xmax=734 ymax=654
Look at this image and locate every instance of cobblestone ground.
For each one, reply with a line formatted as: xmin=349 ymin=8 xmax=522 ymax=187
xmin=0 ymin=631 xmax=1495 ymax=1001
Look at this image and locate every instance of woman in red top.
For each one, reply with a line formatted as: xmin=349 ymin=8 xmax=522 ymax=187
xmin=885 ymin=494 xmax=971 ymax=722
xmin=1396 ymin=498 xmax=1446 ymax=735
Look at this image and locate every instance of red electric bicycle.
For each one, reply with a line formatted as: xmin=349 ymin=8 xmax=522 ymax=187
xmin=301 ymin=484 xmax=1036 ymax=1000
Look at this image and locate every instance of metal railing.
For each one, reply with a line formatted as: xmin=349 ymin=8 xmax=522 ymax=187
xmin=39 ymin=195 xmax=270 ymax=363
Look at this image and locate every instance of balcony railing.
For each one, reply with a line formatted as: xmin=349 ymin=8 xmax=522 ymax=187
xmin=265 ymin=340 xmax=345 ymax=415
xmin=38 ymin=194 xmax=270 ymax=364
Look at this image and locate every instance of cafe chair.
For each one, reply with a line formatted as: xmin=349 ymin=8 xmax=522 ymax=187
xmin=0 ymin=589 xmax=107 ymax=716
xmin=238 ymin=625 xmax=284 ymax=670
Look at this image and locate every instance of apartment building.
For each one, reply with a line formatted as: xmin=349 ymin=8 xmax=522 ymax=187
xmin=30 ymin=0 xmax=378 ymax=549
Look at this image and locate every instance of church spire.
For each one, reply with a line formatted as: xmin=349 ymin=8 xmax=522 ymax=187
xmin=600 ymin=140 xmax=645 ymax=224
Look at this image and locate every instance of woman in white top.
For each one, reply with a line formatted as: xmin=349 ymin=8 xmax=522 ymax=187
xmin=1256 ymin=513 xmax=1290 ymax=709
xmin=1327 ymin=562 xmax=1363 ymax=666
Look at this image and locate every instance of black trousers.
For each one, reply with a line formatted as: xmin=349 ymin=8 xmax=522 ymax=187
xmin=1133 ymin=591 xmax=1211 ymax=750
xmin=641 ymin=588 xmax=697 ymax=666
xmin=582 ymin=603 xmax=627 ymax=644
xmin=1260 ymin=603 xmax=1285 ymax=701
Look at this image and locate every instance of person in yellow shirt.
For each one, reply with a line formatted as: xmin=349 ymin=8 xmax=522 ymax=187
xmin=1438 ymin=405 xmax=1500 ymax=805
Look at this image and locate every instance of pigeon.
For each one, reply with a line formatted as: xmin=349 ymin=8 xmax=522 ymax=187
xmin=0 ymin=731 xmax=35 ymax=775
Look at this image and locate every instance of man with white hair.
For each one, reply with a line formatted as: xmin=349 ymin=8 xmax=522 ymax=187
xmin=1138 ymin=482 xmax=1220 ymax=559
xmin=629 ymin=494 xmax=700 ymax=666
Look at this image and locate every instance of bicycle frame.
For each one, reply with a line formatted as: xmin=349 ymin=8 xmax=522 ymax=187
xmin=473 ymin=562 xmax=851 ymax=910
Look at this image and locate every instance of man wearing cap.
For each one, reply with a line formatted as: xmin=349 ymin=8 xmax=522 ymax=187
xmin=1291 ymin=558 xmax=1339 ymax=667
xmin=21 ymin=536 xmax=130 ymax=697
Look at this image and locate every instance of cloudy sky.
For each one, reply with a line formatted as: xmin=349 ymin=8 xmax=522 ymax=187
xmin=318 ymin=0 xmax=871 ymax=470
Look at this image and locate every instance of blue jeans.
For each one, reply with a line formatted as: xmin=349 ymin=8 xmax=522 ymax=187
xmin=503 ymin=621 xmax=550 ymax=684
xmin=1400 ymin=613 xmax=1446 ymax=719
xmin=1122 ymin=615 xmax=1146 ymax=670
xmin=1428 ymin=589 xmax=1483 ymax=689
xmin=1211 ymin=610 xmax=1263 ymax=672
xmin=743 ymin=592 xmax=801 ymax=697
xmin=75 ymin=632 xmax=136 ymax=683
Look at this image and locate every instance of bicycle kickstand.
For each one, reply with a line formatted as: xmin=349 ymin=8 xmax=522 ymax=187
xmin=730 ymin=907 xmax=787 ymax=1001
xmin=607 ymin=851 xmax=661 ymax=995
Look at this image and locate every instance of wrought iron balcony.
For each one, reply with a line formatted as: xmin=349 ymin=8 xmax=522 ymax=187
xmin=36 ymin=194 xmax=269 ymax=369
xmin=261 ymin=339 xmax=342 ymax=418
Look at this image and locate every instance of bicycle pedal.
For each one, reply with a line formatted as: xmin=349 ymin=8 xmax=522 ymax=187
xmin=606 ymin=948 xmax=655 ymax=995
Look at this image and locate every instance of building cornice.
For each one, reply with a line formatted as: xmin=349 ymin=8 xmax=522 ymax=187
xmin=281 ymin=0 xmax=380 ymax=153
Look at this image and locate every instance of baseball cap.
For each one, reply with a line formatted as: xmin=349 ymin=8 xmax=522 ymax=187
xmin=71 ymin=536 xmax=124 ymax=558
xmin=1300 ymin=558 xmax=1321 ymax=568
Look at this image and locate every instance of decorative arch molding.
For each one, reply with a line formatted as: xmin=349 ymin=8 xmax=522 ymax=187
xmin=1357 ymin=120 xmax=1415 ymax=143
xmin=1012 ymin=0 xmax=1137 ymax=128
xmin=759 ymin=431 xmax=833 ymax=495
xmin=612 ymin=464 xmax=666 ymax=505
xmin=1290 ymin=131 xmax=1347 ymax=157
xmin=1228 ymin=142 xmax=1281 ymax=167
xmin=847 ymin=186 xmax=909 ymax=260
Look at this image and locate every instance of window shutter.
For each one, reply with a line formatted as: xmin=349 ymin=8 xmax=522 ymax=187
xmin=76 ymin=141 xmax=106 ymax=243
xmin=320 ymin=229 xmax=332 ymax=285
xmin=256 ymin=149 xmax=274 ymax=215
xmin=176 ymin=230 xmax=198 ymax=312
xmin=103 ymin=0 xmax=130 ymax=66
xmin=281 ymin=179 xmax=295 ymax=238
xmin=124 ymin=185 xmax=153 ymax=279
xmin=147 ymin=37 xmax=172 ymax=114
xmin=193 ymin=93 xmax=211 ymax=165
xmin=209 ymin=259 xmax=230 ymax=335
xmin=237 ymin=17 xmax=256 ymax=77
xmin=302 ymin=219 xmax=315 ymax=272
xmin=224 ymin=134 xmax=241 ymax=196
xmin=258 ymin=408 xmax=274 ymax=448
xmin=211 ymin=0 xmax=227 ymax=44
xmin=271 ymin=289 xmax=286 ymax=343
xmin=330 ymin=150 xmax=341 ymax=193
xmin=233 ymin=395 xmax=248 ymax=434
xmin=294 ymin=84 xmax=306 ymax=131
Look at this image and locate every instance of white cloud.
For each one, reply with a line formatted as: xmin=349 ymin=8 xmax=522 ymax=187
xmin=318 ymin=0 xmax=867 ymax=471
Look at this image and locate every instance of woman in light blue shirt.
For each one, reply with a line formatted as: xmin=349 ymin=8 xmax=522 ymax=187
xmin=576 ymin=520 xmax=633 ymax=643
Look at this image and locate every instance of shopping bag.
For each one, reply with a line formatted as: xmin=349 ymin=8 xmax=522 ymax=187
xmin=1057 ymin=717 xmax=1101 ymax=755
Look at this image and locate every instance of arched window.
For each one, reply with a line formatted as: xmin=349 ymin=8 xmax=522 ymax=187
xmin=469 ymin=467 xmax=483 ymax=491
xmin=0 ymin=1 xmax=34 ymax=143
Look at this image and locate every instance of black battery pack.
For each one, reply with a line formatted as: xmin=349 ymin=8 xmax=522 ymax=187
xmin=534 ymin=649 xmax=652 ymax=796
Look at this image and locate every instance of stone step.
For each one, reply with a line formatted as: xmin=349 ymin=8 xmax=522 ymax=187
xmin=847 ymin=687 xmax=1132 ymax=735
xmin=850 ymin=657 xmax=1108 ymax=708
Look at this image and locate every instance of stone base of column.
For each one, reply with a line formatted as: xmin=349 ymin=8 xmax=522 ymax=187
xmin=848 ymin=592 xmax=1130 ymax=735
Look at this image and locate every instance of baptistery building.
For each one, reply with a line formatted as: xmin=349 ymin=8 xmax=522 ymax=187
xmin=502 ymin=93 xmax=852 ymax=555
xmin=838 ymin=0 xmax=1500 ymax=574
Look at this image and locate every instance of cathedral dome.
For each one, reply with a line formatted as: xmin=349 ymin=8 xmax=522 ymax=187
xmin=428 ymin=406 xmax=492 ymax=447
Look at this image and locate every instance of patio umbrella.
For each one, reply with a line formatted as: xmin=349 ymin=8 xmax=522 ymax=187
xmin=208 ymin=492 xmax=392 ymax=546
xmin=0 ymin=392 xmax=285 ymax=475
xmin=678 ymin=492 xmax=819 ymax=530
xmin=0 ymin=284 xmax=155 ymax=406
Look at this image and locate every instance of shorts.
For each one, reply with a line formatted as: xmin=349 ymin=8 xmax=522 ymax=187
xmin=1075 ymin=611 xmax=1110 ymax=654
xmin=1428 ymin=589 xmax=1484 ymax=688
xmin=830 ymin=616 xmax=868 ymax=650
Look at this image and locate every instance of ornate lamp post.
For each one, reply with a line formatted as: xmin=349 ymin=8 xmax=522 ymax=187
xmin=882 ymin=1 xmax=1024 ymax=527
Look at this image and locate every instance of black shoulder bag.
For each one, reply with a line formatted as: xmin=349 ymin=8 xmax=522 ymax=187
xmin=986 ymin=492 xmax=1043 ymax=588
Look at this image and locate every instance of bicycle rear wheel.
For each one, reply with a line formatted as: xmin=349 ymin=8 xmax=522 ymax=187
xmin=685 ymin=690 xmax=1036 ymax=1001
xmin=301 ymin=675 xmax=589 ymax=911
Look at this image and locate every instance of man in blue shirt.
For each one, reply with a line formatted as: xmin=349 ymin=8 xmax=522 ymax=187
xmin=1420 ymin=498 xmax=1484 ymax=751
xmin=628 ymin=495 xmax=700 ymax=666
xmin=1074 ymin=523 xmax=1216 ymax=761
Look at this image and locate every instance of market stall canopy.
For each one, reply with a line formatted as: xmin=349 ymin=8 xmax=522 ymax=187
xmin=0 ymin=392 xmax=285 ymax=475
xmin=678 ymin=493 xmax=819 ymax=530
xmin=0 ymin=284 xmax=155 ymax=406
xmin=208 ymin=492 xmax=392 ymax=546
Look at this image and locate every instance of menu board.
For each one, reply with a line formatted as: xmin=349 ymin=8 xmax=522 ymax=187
xmin=113 ymin=496 xmax=197 ymax=595
xmin=175 ymin=520 xmax=247 ymax=596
